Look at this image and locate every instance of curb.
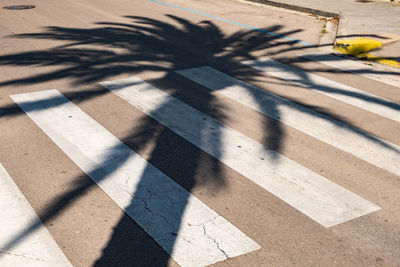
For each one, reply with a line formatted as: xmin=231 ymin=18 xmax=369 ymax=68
xmin=242 ymin=0 xmax=400 ymax=69
xmin=244 ymin=0 xmax=340 ymax=18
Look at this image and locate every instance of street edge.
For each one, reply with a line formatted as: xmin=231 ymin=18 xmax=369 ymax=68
xmin=243 ymin=0 xmax=340 ymax=18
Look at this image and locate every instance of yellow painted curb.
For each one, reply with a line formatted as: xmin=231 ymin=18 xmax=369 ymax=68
xmin=357 ymin=53 xmax=400 ymax=68
xmin=334 ymin=38 xmax=382 ymax=55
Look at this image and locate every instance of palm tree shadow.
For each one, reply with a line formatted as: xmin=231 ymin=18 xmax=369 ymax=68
xmin=1 ymin=13 xmax=394 ymax=266
xmin=0 ymin=15 xmax=288 ymax=266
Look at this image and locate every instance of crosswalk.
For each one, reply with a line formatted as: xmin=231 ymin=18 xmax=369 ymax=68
xmin=10 ymin=89 xmax=260 ymax=267
xmin=299 ymin=52 xmax=400 ymax=89
xmin=242 ymin=57 xmax=400 ymax=123
xmin=0 ymin=163 xmax=72 ymax=267
xmin=176 ymin=66 xmax=400 ymax=176
xmin=101 ymin=77 xmax=379 ymax=228
xmin=2 ymin=52 xmax=399 ymax=266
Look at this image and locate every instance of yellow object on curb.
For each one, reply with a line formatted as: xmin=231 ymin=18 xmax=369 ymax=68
xmin=333 ymin=38 xmax=400 ymax=69
xmin=334 ymin=38 xmax=382 ymax=55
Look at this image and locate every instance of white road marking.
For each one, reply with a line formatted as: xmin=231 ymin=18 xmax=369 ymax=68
xmin=0 ymin=163 xmax=72 ymax=267
xmin=11 ymin=89 xmax=260 ymax=267
xmin=101 ymin=77 xmax=380 ymax=228
xmin=299 ymin=52 xmax=400 ymax=89
xmin=176 ymin=66 xmax=400 ymax=176
xmin=242 ymin=57 xmax=400 ymax=123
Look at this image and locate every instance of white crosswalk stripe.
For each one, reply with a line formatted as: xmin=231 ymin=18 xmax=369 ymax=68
xmin=10 ymin=89 xmax=260 ymax=267
xmin=0 ymin=163 xmax=72 ymax=267
xmin=101 ymin=77 xmax=380 ymax=228
xmin=242 ymin=57 xmax=400 ymax=123
xmin=299 ymin=52 xmax=400 ymax=89
xmin=176 ymin=66 xmax=400 ymax=176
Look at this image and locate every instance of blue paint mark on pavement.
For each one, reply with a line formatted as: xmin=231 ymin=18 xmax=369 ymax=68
xmin=147 ymin=0 xmax=313 ymax=46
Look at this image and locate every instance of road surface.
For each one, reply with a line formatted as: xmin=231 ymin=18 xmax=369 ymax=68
xmin=1 ymin=0 xmax=399 ymax=266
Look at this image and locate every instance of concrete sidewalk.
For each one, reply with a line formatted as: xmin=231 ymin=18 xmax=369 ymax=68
xmin=246 ymin=0 xmax=400 ymax=68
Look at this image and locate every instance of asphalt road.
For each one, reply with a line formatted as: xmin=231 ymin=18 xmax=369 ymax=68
xmin=1 ymin=0 xmax=399 ymax=266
